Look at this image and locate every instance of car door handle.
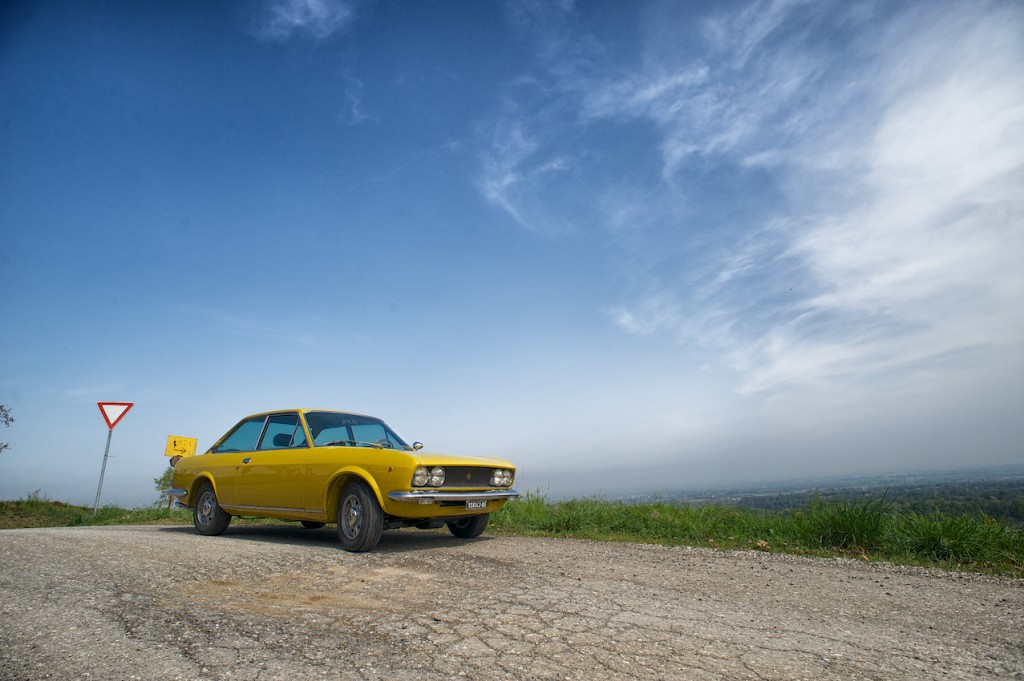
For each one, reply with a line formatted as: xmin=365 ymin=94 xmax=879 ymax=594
xmin=242 ymin=457 xmax=252 ymax=464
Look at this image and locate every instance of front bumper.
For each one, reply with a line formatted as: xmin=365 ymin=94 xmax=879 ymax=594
xmin=388 ymin=489 xmax=520 ymax=505
xmin=166 ymin=488 xmax=189 ymax=508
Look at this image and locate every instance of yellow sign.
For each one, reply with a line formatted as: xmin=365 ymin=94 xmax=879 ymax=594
xmin=164 ymin=435 xmax=198 ymax=458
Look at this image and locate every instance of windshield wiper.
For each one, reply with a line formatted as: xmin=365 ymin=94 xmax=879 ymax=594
xmin=322 ymin=439 xmax=386 ymax=449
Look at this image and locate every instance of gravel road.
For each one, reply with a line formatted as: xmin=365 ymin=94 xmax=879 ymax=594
xmin=0 ymin=524 xmax=1021 ymax=680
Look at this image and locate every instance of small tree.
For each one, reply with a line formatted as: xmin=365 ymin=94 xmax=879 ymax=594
xmin=154 ymin=465 xmax=174 ymax=506
xmin=0 ymin=404 xmax=13 ymax=455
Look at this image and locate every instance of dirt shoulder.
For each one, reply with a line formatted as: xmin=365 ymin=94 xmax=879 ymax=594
xmin=0 ymin=525 xmax=1021 ymax=680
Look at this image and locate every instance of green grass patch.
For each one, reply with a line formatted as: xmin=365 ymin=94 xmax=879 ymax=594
xmin=0 ymin=492 xmax=315 ymax=530
xmin=492 ymin=491 xmax=1024 ymax=577
xmin=0 ymin=491 xmax=192 ymax=529
xmin=799 ymin=492 xmax=892 ymax=550
xmin=889 ymin=512 xmax=1022 ymax=566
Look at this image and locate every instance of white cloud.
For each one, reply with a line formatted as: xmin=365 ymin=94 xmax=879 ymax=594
xmin=477 ymin=115 xmax=541 ymax=229
xmin=251 ymin=0 xmax=358 ymax=42
xmin=476 ymin=103 xmax=579 ymax=233
xmin=338 ymin=73 xmax=369 ymax=125
xmin=609 ymin=292 xmax=684 ymax=337
xmin=735 ymin=2 xmax=1024 ymax=399
xmin=579 ymin=1 xmax=835 ymax=179
xmin=701 ymin=0 xmax=817 ymax=69
xmin=493 ymin=0 xmax=1024 ymax=413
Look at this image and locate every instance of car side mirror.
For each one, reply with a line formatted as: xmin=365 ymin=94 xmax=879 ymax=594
xmin=413 ymin=442 xmax=423 ymax=451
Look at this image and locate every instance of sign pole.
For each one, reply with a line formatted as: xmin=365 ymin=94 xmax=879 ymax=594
xmin=93 ymin=428 xmax=114 ymax=515
xmin=93 ymin=402 xmax=134 ymax=516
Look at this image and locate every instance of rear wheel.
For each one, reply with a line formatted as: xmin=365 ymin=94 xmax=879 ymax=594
xmin=193 ymin=482 xmax=231 ymax=536
xmin=336 ymin=481 xmax=383 ymax=552
xmin=447 ymin=514 xmax=489 ymax=538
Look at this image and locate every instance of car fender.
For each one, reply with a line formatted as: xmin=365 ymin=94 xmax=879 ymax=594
xmin=323 ymin=467 xmax=385 ymax=519
xmin=188 ymin=474 xmax=219 ymax=504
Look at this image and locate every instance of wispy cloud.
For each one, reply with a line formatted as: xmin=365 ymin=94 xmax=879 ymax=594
xmin=701 ymin=0 xmax=819 ymax=70
xmin=475 ymin=1 xmax=601 ymax=233
xmin=727 ymin=2 xmax=1024 ymax=398
xmin=477 ymin=112 xmax=541 ymax=229
xmin=250 ymin=0 xmax=359 ymax=42
xmin=581 ymin=3 xmax=839 ymax=178
xmin=484 ymin=0 xmax=1024 ymax=408
xmin=476 ymin=102 xmax=577 ymax=234
xmin=338 ymin=72 xmax=369 ymax=125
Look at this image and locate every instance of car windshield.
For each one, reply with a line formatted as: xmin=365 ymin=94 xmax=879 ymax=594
xmin=304 ymin=411 xmax=411 ymax=450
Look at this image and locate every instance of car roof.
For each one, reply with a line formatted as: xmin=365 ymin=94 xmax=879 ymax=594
xmin=244 ymin=408 xmax=376 ymax=419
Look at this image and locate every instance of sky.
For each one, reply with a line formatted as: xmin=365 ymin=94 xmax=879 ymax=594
xmin=1 ymin=0 xmax=1022 ymax=507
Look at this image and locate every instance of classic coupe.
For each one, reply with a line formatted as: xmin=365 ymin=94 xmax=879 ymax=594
xmin=168 ymin=409 xmax=518 ymax=552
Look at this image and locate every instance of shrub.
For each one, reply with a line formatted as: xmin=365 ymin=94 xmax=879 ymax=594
xmin=801 ymin=492 xmax=893 ymax=550
xmin=891 ymin=512 xmax=1009 ymax=563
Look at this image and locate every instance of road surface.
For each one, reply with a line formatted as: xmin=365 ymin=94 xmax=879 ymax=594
xmin=0 ymin=525 xmax=1021 ymax=680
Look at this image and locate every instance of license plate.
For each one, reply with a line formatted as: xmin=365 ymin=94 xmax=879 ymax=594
xmin=466 ymin=500 xmax=487 ymax=510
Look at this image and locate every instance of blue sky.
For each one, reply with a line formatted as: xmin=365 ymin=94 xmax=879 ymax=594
xmin=1 ymin=0 xmax=1022 ymax=506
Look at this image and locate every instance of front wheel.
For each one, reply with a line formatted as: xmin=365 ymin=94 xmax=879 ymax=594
xmin=193 ymin=482 xmax=231 ymax=536
xmin=336 ymin=482 xmax=384 ymax=552
xmin=447 ymin=514 xmax=489 ymax=538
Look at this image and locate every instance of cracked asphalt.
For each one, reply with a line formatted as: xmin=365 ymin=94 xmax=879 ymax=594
xmin=0 ymin=525 xmax=1021 ymax=680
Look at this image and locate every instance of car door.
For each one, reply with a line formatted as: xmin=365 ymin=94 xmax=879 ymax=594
xmin=234 ymin=412 xmax=308 ymax=513
xmin=204 ymin=415 xmax=268 ymax=507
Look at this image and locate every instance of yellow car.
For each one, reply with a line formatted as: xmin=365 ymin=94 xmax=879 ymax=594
xmin=168 ymin=409 xmax=518 ymax=552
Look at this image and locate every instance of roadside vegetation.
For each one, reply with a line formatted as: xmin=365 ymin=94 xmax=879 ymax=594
xmin=491 ymin=491 xmax=1024 ymax=577
xmin=2 ymin=488 xmax=1021 ymax=577
xmin=0 ymin=490 xmax=274 ymax=530
xmin=0 ymin=490 xmax=189 ymax=529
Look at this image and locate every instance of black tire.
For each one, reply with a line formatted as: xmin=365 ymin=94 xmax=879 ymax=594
xmin=193 ymin=482 xmax=231 ymax=536
xmin=336 ymin=481 xmax=383 ymax=552
xmin=300 ymin=521 xmax=326 ymax=529
xmin=447 ymin=514 xmax=489 ymax=538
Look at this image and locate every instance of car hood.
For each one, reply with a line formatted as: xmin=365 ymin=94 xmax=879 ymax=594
xmin=414 ymin=451 xmax=516 ymax=469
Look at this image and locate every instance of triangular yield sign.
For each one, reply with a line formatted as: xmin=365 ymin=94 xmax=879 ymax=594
xmin=98 ymin=402 xmax=134 ymax=430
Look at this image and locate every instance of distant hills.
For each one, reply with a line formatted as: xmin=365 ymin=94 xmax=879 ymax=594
xmin=620 ymin=465 xmax=1024 ymax=527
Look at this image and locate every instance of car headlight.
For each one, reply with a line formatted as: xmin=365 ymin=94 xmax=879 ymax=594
xmin=490 ymin=469 xmax=513 ymax=487
xmin=413 ymin=466 xmax=445 ymax=487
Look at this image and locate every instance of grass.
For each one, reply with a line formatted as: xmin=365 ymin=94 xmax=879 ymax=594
xmin=0 ymin=490 xmax=279 ymax=530
xmin=0 ymin=491 xmax=191 ymax=529
xmin=3 ymin=489 xmax=1021 ymax=577
xmin=491 ymin=490 xmax=1024 ymax=577
xmin=889 ymin=512 xmax=1012 ymax=564
xmin=799 ymin=491 xmax=893 ymax=550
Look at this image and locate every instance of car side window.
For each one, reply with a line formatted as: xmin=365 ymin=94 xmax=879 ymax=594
xmin=291 ymin=421 xmax=308 ymax=447
xmin=212 ymin=417 xmax=265 ymax=453
xmin=258 ymin=413 xmax=306 ymax=450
